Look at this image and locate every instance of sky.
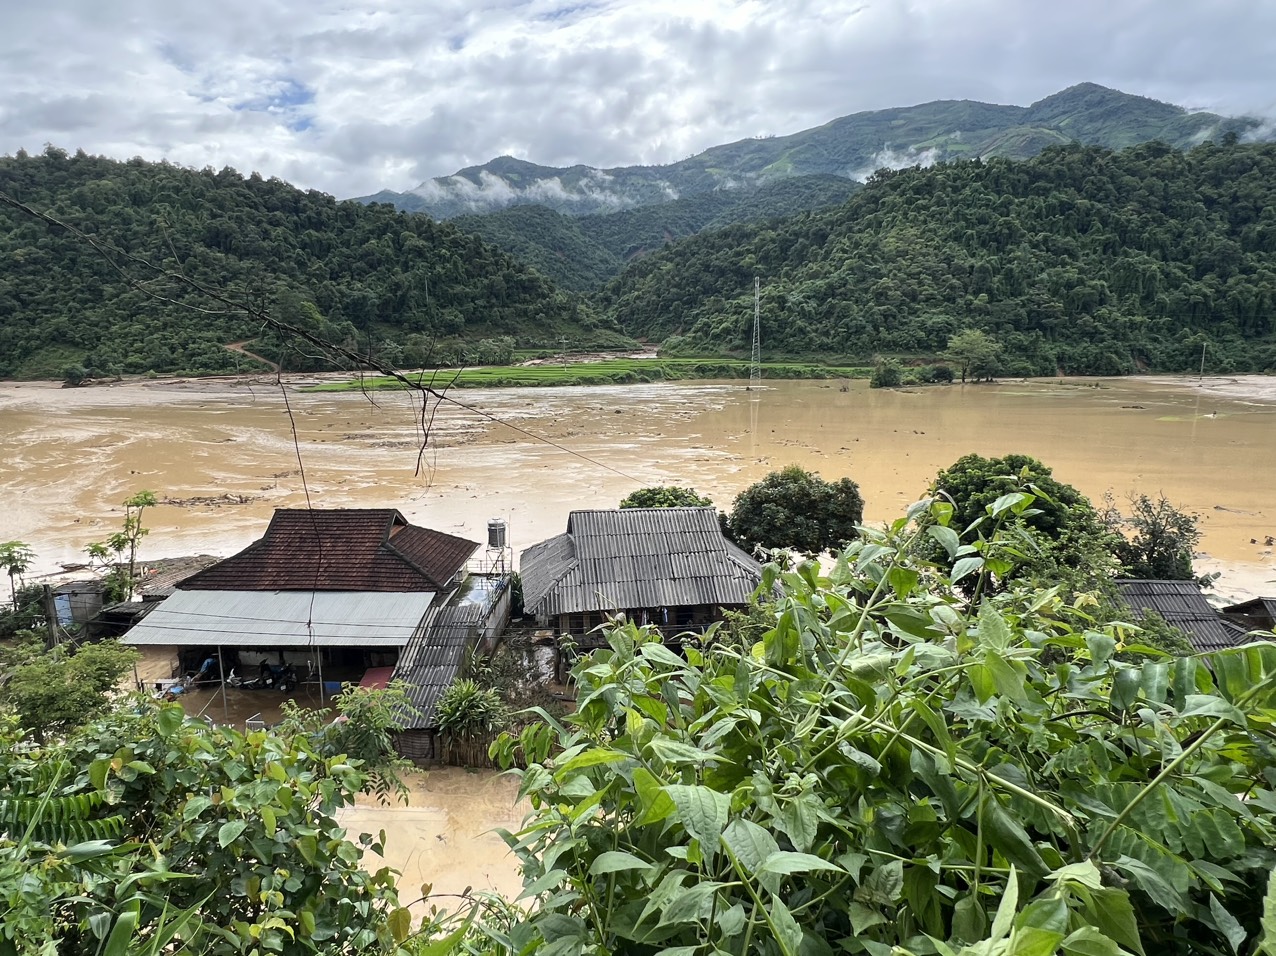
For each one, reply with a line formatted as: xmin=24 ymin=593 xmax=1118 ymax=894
xmin=2 ymin=0 xmax=1274 ymax=199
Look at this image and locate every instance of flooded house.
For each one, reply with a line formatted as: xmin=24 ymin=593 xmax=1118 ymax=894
xmin=520 ymin=507 xmax=766 ymax=676
xmin=1115 ymin=578 xmax=1250 ymax=652
xmin=122 ymin=508 xmax=511 ymax=755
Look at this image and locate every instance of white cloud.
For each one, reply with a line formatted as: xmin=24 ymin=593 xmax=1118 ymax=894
xmin=0 ymin=0 xmax=1272 ymax=198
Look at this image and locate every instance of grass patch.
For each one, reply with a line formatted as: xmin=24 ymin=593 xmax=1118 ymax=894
xmin=303 ymin=358 xmax=872 ymax=392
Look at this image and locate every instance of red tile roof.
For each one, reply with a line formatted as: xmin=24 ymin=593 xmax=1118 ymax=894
xmin=179 ymin=509 xmax=478 ymax=593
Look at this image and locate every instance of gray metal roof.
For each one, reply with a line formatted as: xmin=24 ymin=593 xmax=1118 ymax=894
xmin=122 ymin=589 xmax=435 ymax=647
xmin=1116 ymin=579 xmax=1250 ymax=653
xmin=520 ymin=507 xmax=764 ymax=618
xmin=392 ymin=602 xmax=486 ymax=729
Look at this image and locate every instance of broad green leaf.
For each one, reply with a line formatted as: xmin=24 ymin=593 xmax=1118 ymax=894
xmin=260 ymin=806 xmax=276 ymax=837
xmin=1179 ymin=695 xmax=1246 ymax=726
xmin=990 ymin=865 xmax=1020 ymax=942
xmin=649 ymin=737 xmax=721 ymax=766
xmin=1210 ymin=894 xmax=1247 ymax=954
xmin=769 ymin=896 xmax=803 ymax=956
xmin=103 ymin=903 xmax=141 ymax=956
xmin=518 ymin=868 xmax=567 ymax=900
xmin=664 ymin=785 xmax=729 ymax=857
xmin=554 ymin=747 xmax=630 ymax=778
xmin=1109 ymin=666 xmax=1141 ymax=711
xmin=1140 ymin=660 xmax=1170 ymax=704
xmin=850 ymin=901 xmax=887 ymax=936
xmin=984 ymin=800 xmax=1048 ymax=877
xmin=657 ymin=881 xmax=721 ymax=927
xmin=1259 ymin=868 xmax=1276 ymax=956
xmin=977 ymin=603 xmax=1013 ymax=650
xmin=1085 ymin=887 xmax=1145 ymax=955
xmin=387 ymin=907 xmax=412 ymax=944
xmin=717 ymin=902 xmax=747 ymax=938
xmin=156 ymin=704 xmax=183 ymax=737
xmin=888 ymin=566 xmax=920 ymax=598
xmin=952 ymin=895 xmax=986 ymax=943
xmin=757 ymin=851 xmax=844 ymax=876
xmin=1061 ymin=926 xmax=1120 ymax=956
xmin=990 ymin=492 xmax=1032 ymax=517
xmin=929 ymin=524 xmax=961 ymax=558
xmin=589 ymin=850 xmax=651 ymax=876
xmin=633 ymin=767 xmax=675 ymax=827
xmin=1086 ymin=632 xmax=1117 ymax=667
xmin=854 ymin=860 xmax=904 ymax=907
xmin=217 ymin=820 xmax=247 ymax=848
xmin=952 ymin=556 xmax=985 ymax=584
xmin=777 ymin=792 xmax=821 ymax=852
xmin=1009 ymin=925 xmax=1066 ymax=956
xmin=1050 ymin=860 xmax=1103 ymax=890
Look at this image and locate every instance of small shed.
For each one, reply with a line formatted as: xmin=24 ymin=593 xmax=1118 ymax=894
xmin=1221 ymin=597 xmax=1276 ymax=635
xmin=1115 ymin=579 xmax=1249 ymax=653
xmin=520 ymin=507 xmax=765 ymax=644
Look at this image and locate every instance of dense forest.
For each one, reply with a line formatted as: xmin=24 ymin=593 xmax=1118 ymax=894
xmin=450 ymin=174 xmax=861 ymax=291
xmin=0 ymin=148 xmax=616 ymax=379
xmin=597 ymin=140 xmax=1276 ymax=374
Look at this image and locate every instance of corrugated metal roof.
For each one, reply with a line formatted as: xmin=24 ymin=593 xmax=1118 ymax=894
xmin=137 ymin=555 xmax=222 ymax=599
xmin=520 ymin=507 xmax=764 ymax=618
xmin=122 ymin=589 xmax=435 ymax=647
xmin=1116 ymin=579 xmax=1249 ymax=653
xmin=1222 ymin=597 xmax=1276 ymax=621
xmin=392 ymin=602 xmax=486 ymax=729
xmin=179 ymin=510 xmax=478 ymax=593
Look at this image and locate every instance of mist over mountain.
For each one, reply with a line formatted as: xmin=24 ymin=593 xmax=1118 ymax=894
xmin=358 ymin=83 xmax=1264 ymax=220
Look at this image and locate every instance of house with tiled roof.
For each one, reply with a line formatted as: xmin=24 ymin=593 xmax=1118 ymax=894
xmin=124 ymin=509 xmax=512 ymax=758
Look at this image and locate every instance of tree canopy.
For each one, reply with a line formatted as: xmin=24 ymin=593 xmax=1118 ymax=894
xmin=0 ymin=148 xmax=616 ymax=379
xmin=597 ymin=141 xmax=1276 ymax=374
xmin=619 ymin=486 xmax=714 ymax=509
xmin=728 ymin=465 xmax=864 ymax=554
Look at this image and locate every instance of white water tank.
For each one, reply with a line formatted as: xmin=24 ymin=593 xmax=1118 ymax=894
xmin=487 ymin=519 xmax=507 ymax=549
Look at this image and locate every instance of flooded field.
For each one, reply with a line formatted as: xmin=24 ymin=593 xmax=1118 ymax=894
xmin=2 ymin=373 xmax=1274 ymax=599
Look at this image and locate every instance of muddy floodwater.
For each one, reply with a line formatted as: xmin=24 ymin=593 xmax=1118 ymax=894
xmin=2 ymin=373 xmax=1274 ymax=598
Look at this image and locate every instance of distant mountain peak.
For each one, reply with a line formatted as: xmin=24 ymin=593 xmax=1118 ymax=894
xmin=356 ymin=83 xmax=1265 ymax=218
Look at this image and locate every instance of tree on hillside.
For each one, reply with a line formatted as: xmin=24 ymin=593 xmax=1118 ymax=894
xmin=945 ymin=329 xmax=1003 ymax=382
xmin=729 ymin=465 xmax=863 ymax=554
xmin=1106 ymin=492 xmax=1202 ymax=580
xmin=619 ymin=486 xmax=714 ymax=509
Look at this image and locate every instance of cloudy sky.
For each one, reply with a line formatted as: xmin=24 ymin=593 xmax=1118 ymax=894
xmin=3 ymin=0 xmax=1273 ymax=198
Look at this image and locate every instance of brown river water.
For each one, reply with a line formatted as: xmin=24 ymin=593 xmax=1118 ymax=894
xmin=2 ymin=371 xmax=1275 ymax=903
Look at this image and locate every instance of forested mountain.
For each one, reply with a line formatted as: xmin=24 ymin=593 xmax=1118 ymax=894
xmin=361 ymin=84 xmax=1262 ymax=219
xmin=0 ymin=149 xmax=613 ymax=379
xmin=451 ymin=174 xmax=861 ymax=291
xmin=597 ymin=140 xmax=1276 ymax=375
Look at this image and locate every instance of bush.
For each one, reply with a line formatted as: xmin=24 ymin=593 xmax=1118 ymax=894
xmin=619 ymin=486 xmax=714 ymax=509
xmin=729 ymin=465 xmax=864 ymax=555
xmin=434 ymin=678 xmax=509 ymax=738
xmin=869 ymin=357 xmax=902 ymax=388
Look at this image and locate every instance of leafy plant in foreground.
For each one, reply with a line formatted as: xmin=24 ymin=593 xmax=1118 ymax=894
xmin=488 ymin=495 xmax=1276 ymax=955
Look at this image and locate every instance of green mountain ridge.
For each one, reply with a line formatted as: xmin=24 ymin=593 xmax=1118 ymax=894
xmin=360 ymin=83 xmax=1262 ymax=220
xmin=595 ymin=140 xmax=1276 ymax=375
xmin=0 ymin=149 xmax=615 ymax=380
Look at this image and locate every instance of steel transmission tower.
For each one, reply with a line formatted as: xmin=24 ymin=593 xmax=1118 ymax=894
xmin=749 ymin=276 xmax=761 ymax=390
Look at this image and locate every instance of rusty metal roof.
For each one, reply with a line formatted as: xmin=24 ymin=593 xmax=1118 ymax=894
xmin=520 ymin=507 xmax=764 ymax=619
xmin=1116 ymin=579 xmax=1250 ymax=653
xmin=178 ymin=509 xmax=478 ymax=593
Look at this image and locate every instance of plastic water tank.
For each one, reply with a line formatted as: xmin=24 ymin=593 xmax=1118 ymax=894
xmin=487 ymin=519 xmax=507 ymax=549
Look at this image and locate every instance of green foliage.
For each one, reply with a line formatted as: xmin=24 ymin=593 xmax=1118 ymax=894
xmin=0 ymin=584 xmax=46 ymax=640
xmin=275 ymin=682 xmax=417 ymax=803
xmin=435 ymin=678 xmax=510 ymax=738
xmin=946 ymin=328 xmax=1003 ymax=382
xmin=489 ymin=499 xmax=1276 ymax=955
xmin=84 ymin=490 xmax=156 ymax=602
xmin=619 ymin=486 xmax=714 ymax=509
xmin=869 ymin=356 xmax=903 ymax=388
xmin=0 ymin=149 xmax=601 ymax=379
xmin=0 ymin=700 xmax=402 ymax=954
xmin=1107 ymin=493 xmax=1203 ymax=580
xmin=597 ymin=140 xmax=1276 ymax=372
xmin=451 ymin=175 xmax=862 ymax=291
xmin=0 ymin=638 xmax=139 ymax=743
xmin=0 ymin=542 xmax=34 ymax=607
xmin=729 ymin=465 xmax=864 ymax=555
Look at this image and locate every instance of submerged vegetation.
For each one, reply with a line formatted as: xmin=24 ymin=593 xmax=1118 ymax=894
xmin=303 ymin=357 xmax=872 ymax=391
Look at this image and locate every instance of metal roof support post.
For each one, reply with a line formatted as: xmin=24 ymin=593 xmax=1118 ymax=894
xmin=218 ymin=645 xmax=228 ymax=722
xmin=317 ymin=648 xmax=326 ymax=706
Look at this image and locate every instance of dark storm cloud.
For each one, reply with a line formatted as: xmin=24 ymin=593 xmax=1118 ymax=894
xmin=0 ymin=0 xmax=1271 ymax=197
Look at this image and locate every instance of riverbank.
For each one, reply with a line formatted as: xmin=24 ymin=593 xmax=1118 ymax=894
xmin=302 ymin=357 xmax=874 ymax=392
